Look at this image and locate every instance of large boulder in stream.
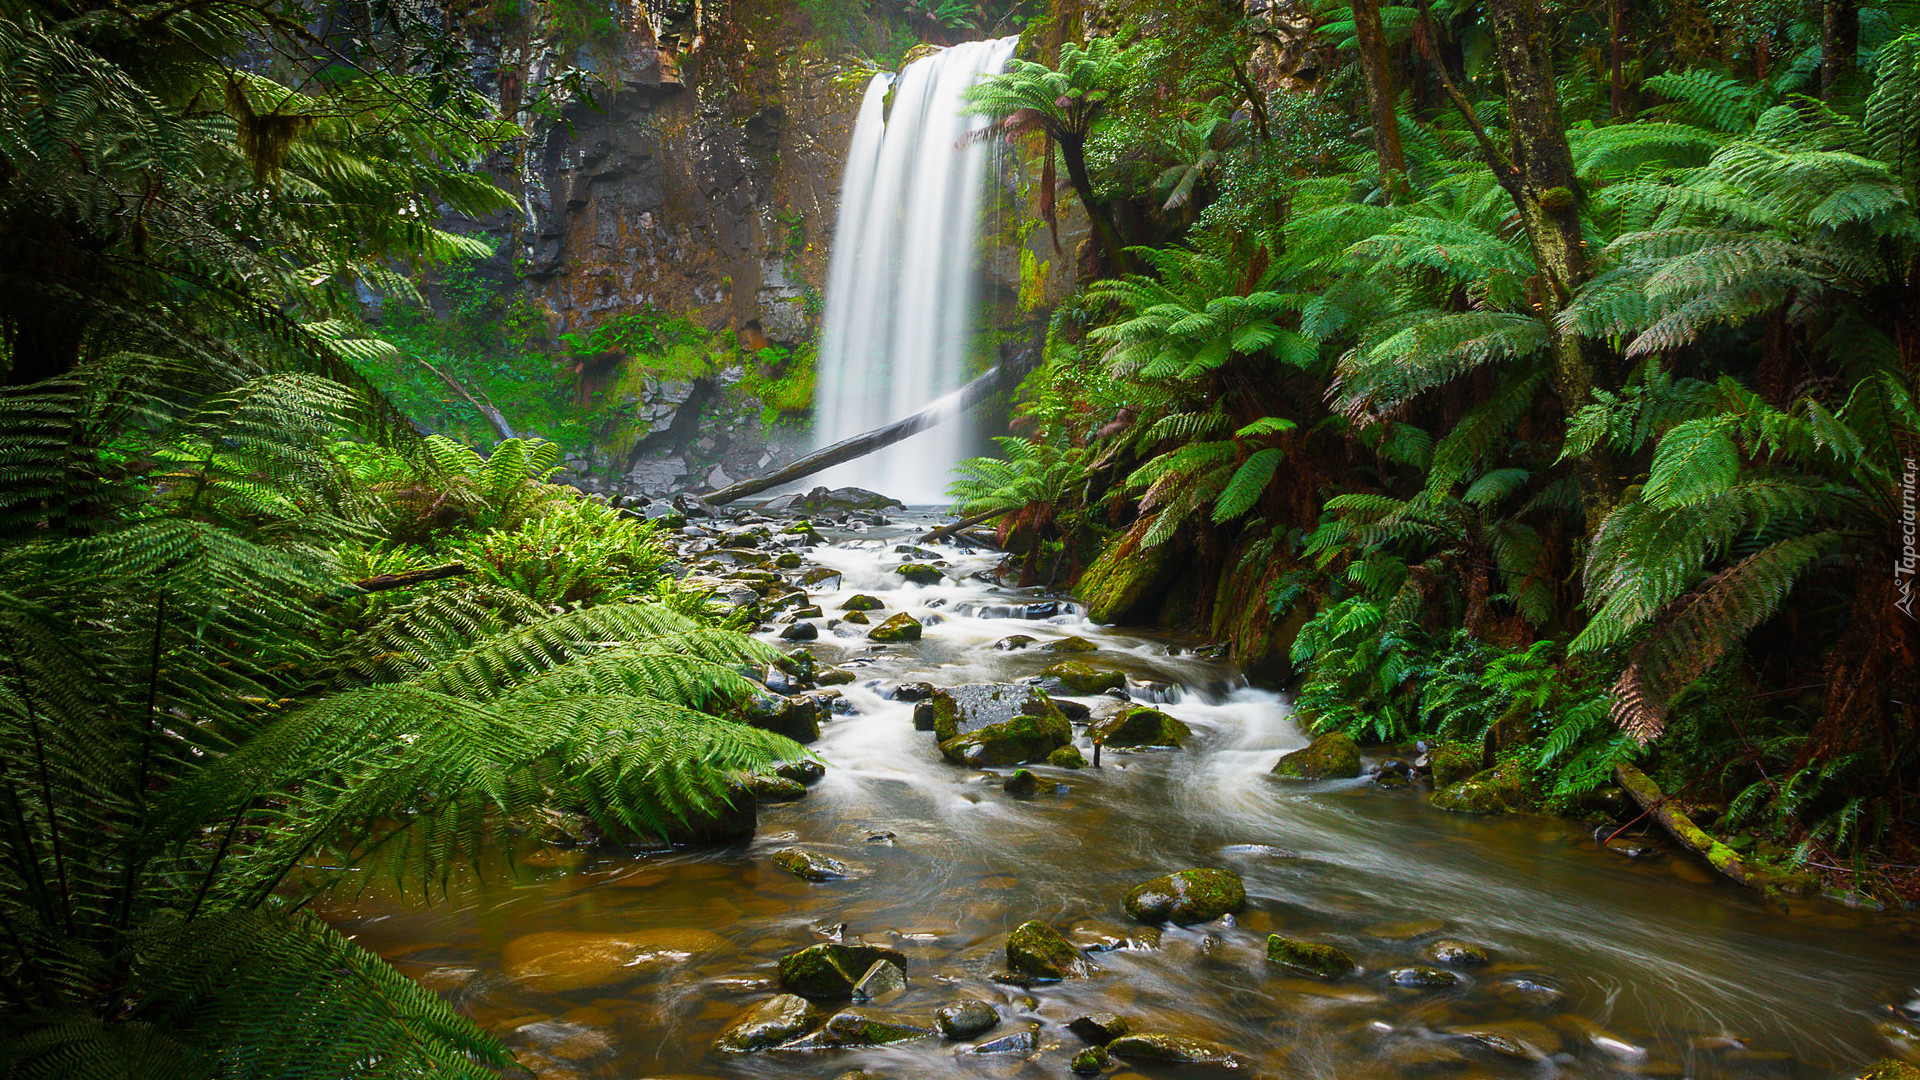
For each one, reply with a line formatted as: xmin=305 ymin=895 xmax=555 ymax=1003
xmin=1090 ymin=706 xmax=1192 ymax=749
xmin=1271 ymin=731 xmax=1361 ymax=779
xmin=777 ymin=943 xmax=909 ymax=998
xmin=921 ymin=684 xmax=1073 ymax=768
xmin=1123 ymin=868 xmax=1246 ymax=924
xmin=501 ymin=929 xmax=728 ymax=993
xmin=741 ymin=692 xmax=821 ymax=744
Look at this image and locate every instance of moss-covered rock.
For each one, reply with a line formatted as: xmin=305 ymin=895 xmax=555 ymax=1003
xmin=1107 ymin=1033 xmax=1251 ymax=1068
xmin=816 ymin=666 xmax=856 ymax=686
xmin=1067 ymin=1013 xmax=1130 ymax=1044
xmin=742 ymin=693 xmax=821 ymax=744
xmin=1426 ymin=742 xmax=1481 ymax=789
xmin=940 ymin=706 xmax=1073 ymax=768
xmin=1005 ymin=920 xmax=1086 ymax=980
xmin=1070 ymin=1046 xmax=1111 ymax=1073
xmin=839 ymin=593 xmax=883 ymax=611
xmin=1123 ymin=869 xmax=1246 ymax=924
xmin=1049 ymin=745 xmax=1087 ymax=769
xmin=839 ymin=610 xmax=870 ymax=625
xmin=1040 ymin=660 xmax=1126 ymax=694
xmin=1042 ymin=635 xmax=1099 ymax=652
xmin=1090 ymin=706 xmax=1192 ymax=748
xmin=800 ymin=567 xmax=842 ymax=587
xmin=771 ymin=846 xmax=848 ymax=881
xmin=1390 ymin=965 xmax=1461 ymax=988
xmin=1859 ymin=1060 xmax=1920 ymax=1080
xmin=777 ymin=943 xmax=909 ymax=998
xmin=749 ymin=775 xmax=807 ymax=802
xmin=819 ymin=1008 xmax=934 ymax=1045
xmin=1078 ymin=540 xmax=1181 ymax=624
xmin=934 ymin=999 xmax=999 ymax=1039
xmin=867 ymin=612 xmax=922 ymax=642
xmin=1430 ymin=757 xmax=1538 ymax=815
xmin=1271 ymin=731 xmax=1361 ymax=779
xmin=715 ymin=994 xmax=815 ymax=1052
xmin=1003 ymin=768 xmax=1040 ymax=796
xmin=896 ymin=563 xmax=944 ymax=585
xmin=1265 ymin=934 xmax=1356 ymax=978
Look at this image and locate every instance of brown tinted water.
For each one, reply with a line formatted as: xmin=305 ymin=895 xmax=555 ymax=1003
xmin=321 ymin=513 xmax=1920 ymax=1080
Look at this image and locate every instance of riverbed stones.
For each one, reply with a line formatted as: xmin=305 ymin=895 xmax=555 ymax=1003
xmin=1040 ymin=660 xmax=1126 ymax=694
xmin=777 ymin=943 xmax=909 ymax=998
xmin=1390 ymin=965 xmax=1463 ymax=988
xmin=994 ymin=634 xmax=1036 ymax=650
xmin=1107 ymin=1033 xmax=1252 ymax=1068
xmin=1049 ymin=745 xmax=1087 ymax=769
xmin=742 ymin=693 xmax=820 ymax=743
xmin=1430 ymin=758 xmax=1538 ymax=815
xmin=778 ymin=620 xmax=818 ymax=641
xmin=1265 ymin=934 xmax=1357 ymax=978
xmin=1491 ymin=978 xmax=1565 ymax=1009
xmin=970 ymin=1024 xmax=1041 ymax=1055
xmin=896 ymin=563 xmax=944 ymax=585
xmin=800 ymin=567 xmax=842 ymax=588
xmin=1005 ymin=920 xmax=1087 ymax=980
xmin=819 ymin=1008 xmax=934 ymax=1046
xmin=1043 ymin=636 xmax=1099 ymax=652
xmin=1068 ymin=1013 xmax=1130 ymax=1044
xmin=771 ymin=847 xmax=849 ymax=881
xmin=935 ymin=999 xmax=999 ymax=1039
xmin=1071 ymin=1047 xmax=1112 ymax=1073
xmin=850 ymin=958 xmax=906 ymax=1004
xmin=750 ymin=775 xmax=807 ymax=802
xmin=715 ymin=994 xmax=815 ymax=1052
xmin=839 ymin=593 xmax=883 ymax=611
xmin=1270 ymin=732 xmax=1362 ymax=779
xmin=1090 ymin=707 xmax=1193 ymax=749
xmin=868 ymin=612 xmax=922 ymax=642
xmin=839 ymin=610 xmax=870 ymax=625
xmin=1123 ymin=868 xmax=1247 ymax=924
xmin=817 ymin=666 xmax=856 ymax=686
xmin=501 ymin=929 xmax=728 ymax=993
xmin=1003 ymin=768 xmax=1040 ymax=796
xmin=1425 ymin=938 xmax=1490 ymax=964
xmin=774 ymin=759 xmax=825 ymax=784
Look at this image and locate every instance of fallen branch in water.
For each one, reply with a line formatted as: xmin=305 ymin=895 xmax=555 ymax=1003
xmin=1613 ymin=762 xmax=1793 ymax=893
xmin=920 ymin=507 xmax=1009 ymax=544
xmin=705 ymin=362 xmax=1023 ymax=506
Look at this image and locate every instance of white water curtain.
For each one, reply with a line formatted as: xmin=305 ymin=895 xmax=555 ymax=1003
xmin=810 ymin=37 xmax=1018 ymax=504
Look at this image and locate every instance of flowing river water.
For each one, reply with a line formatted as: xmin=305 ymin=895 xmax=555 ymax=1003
xmin=324 ymin=510 xmax=1920 ymax=1080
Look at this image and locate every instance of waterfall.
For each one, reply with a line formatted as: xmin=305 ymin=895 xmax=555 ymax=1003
xmin=810 ymin=37 xmax=1018 ymax=505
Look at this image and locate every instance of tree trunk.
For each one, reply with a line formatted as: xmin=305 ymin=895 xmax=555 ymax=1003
xmin=1483 ymin=0 xmax=1619 ymax=529
xmin=1608 ymin=0 xmax=1636 ymax=120
xmin=703 ymin=361 xmax=1022 ymax=505
xmin=1055 ymin=132 xmax=1135 ymax=276
xmin=416 ymin=356 xmax=517 ymax=441
xmin=1350 ymin=0 xmax=1409 ymax=198
xmin=1820 ymin=0 xmax=1858 ymax=99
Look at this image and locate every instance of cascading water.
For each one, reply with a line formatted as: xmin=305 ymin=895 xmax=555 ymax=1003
xmin=810 ymin=38 xmax=1018 ymax=504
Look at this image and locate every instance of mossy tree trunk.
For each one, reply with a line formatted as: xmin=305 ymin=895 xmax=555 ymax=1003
xmin=1349 ymin=0 xmax=1408 ymax=199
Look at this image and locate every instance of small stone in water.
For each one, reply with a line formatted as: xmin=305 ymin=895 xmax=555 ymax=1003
xmin=1425 ymin=938 xmax=1490 ymax=965
xmin=993 ymin=634 xmax=1036 ymax=650
xmin=1068 ymin=1012 xmax=1130 ymax=1044
xmin=839 ymin=593 xmax=884 ymax=611
xmin=1003 ymin=768 xmax=1039 ymax=796
xmin=891 ymin=681 xmax=933 ymax=701
xmin=1389 ymin=965 xmax=1462 ymax=988
xmin=850 ymin=958 xmax=906 ymax=1005
xmin=1043 ymin=635 xmax=1099 ymax=652
xmin=840 ymin=610 xmax=870 ymax=624
xmin=1071 ymin=1046 xmax=1112 ymax=1073
xmin=863 ymin=831 xmax=896 ymax=844
xmin=970 ymin=1025 xmax=1040 ymax=1054
xmin=934 ymin=999 xmax=999 ymax=1039
xmin=1490 ymin=978 xmax=1564 ymax=1008
xmin=771 ymin=847 xmax=849 ymax=882
xmin=1266 ymin=935 xmax=1357 ymax=978
xmin=778 ymin=622 xmax=818 ymax=641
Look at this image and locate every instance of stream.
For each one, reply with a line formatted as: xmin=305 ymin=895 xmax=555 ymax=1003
xmin=325 ymin=509 xmax=1920 ymax=1080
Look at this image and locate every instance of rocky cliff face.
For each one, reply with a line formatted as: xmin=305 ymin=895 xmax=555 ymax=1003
xmin=444 ymin=1 xmax=1076 ymax=497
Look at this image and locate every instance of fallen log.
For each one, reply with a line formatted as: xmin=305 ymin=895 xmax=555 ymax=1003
xmin=1612 ymin=762 xmax=1792 ymax=893
xmin=705 ymin=362 xmax=1020 ymax=506
xmin=919 ymin=507 xmax=1009 ymax=544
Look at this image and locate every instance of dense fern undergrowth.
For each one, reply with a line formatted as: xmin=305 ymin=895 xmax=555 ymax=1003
xmin=0 ymin=1 xmax=815 ymax=1074
xmin=957 ymin=0 xmax=1920 ymax=902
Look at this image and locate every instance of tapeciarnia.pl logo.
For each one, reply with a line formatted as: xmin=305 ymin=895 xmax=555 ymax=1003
xmin=1900 ymin=456 xmax=1918 ymax=620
